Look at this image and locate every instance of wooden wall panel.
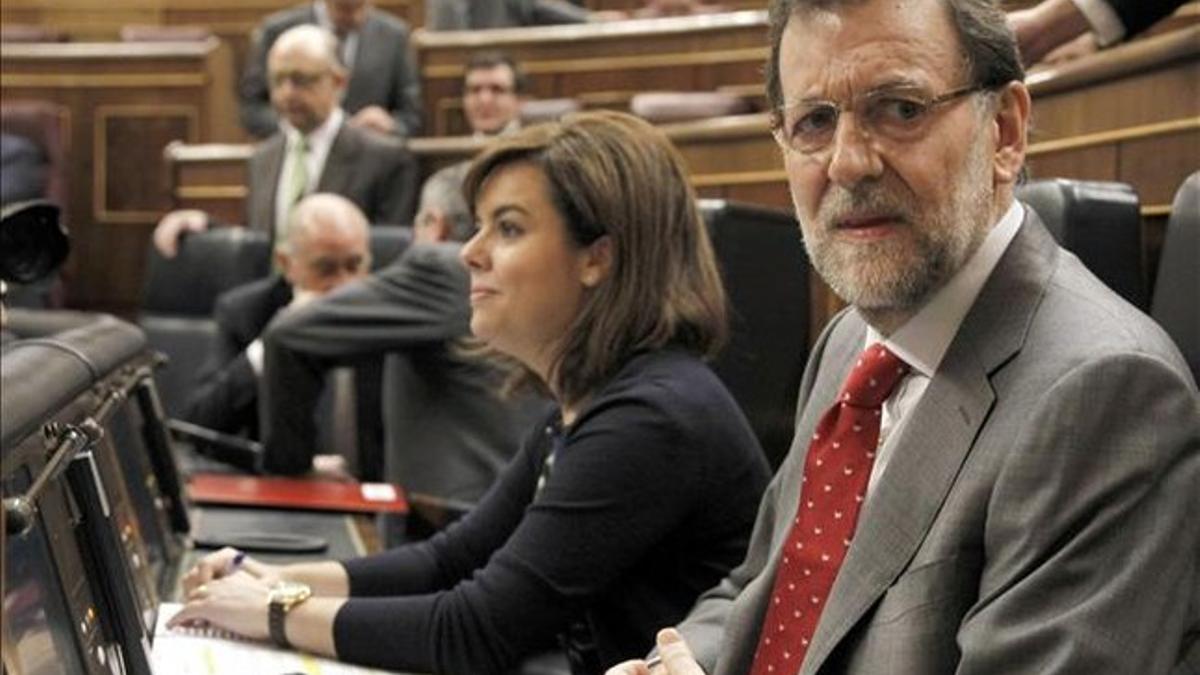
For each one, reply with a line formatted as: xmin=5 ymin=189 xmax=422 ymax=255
xmin=1 ymin=38 xmax=239 ymax=314
xmin=2 ymin=0 xmax=421 ymax=80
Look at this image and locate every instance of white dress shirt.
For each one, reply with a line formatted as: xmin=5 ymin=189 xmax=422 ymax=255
xmin=274 ymin=107 xmax=344 ymax=237
xmin=1071 ymin=0 xmax=1127 ymax=47
xmin=862 ymin=200 xmax=1025 ymax=498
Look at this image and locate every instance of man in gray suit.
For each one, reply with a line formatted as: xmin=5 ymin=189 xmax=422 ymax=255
xmin=154 ymin=24 xmax=416 ymax=257
xmin=609 ymin=0 xmax=1200 ymax=673
xmin=425 ymin=0 xmax=590 ymax=30
xmin=240 ymin=0 xmax=422 ymax=138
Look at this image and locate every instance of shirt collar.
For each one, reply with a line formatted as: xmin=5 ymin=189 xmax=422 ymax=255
xmin=284 ymin=106 xmax=344 ymax=154
xmin=866 ymin=199 xmax=1024 ymax=377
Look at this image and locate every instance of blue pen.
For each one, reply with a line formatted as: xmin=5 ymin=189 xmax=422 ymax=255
xmin=226 ymin=550 xmax=246 ymax=575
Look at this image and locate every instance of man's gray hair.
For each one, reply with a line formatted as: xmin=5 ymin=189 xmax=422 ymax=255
xmin=271 ymin=23 xmax=346 ymax=72
xmin=764 ymin=0 xmax=1025 ymax=112
xmin=418 ymin=163 xmax=474 ymax=242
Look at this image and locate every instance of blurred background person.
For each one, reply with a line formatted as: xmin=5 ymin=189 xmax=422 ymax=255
xmin=240 ymin=0 xmax=422 ymax=138
xmin=1009 ymin=0 xmax=1189 ymax=65
xmin=154 ymin=25 xmax=416 ymax=259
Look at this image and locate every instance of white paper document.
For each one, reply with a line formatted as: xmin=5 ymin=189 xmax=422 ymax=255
xmin=152 ymin=602 xmax=403 ymax=675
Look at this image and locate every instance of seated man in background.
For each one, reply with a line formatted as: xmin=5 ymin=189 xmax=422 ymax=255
xmin=258 ymin=165 xmax=542 ymax=539
xmin=154 ymin=24 xmax=417 ymax=258
xmin=610 ymin=0 xmax=1199 ymax=671
xmin=240 ymin=0 xmax=422 ymax=139
xmin=1009 ymin=0 xmax=1189 ymax=65
xmin=181 ymin=193 xmax=370 ymax=457
xmin=461 ymin=50 xmax=527 ymax=138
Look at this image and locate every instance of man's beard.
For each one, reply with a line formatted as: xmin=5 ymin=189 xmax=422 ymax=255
xmin=799 ymin=137 xmax=994 ymax=312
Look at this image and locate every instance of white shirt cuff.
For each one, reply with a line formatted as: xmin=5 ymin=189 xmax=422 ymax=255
xmin=1071 ymin=0 xmax=1127 ymax=47
xmin=245 ymin=338 xmax=264 ymax=377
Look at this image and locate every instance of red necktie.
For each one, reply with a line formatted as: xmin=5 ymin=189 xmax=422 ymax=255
xmin=749 ymin=343 xmax=909 ymax=674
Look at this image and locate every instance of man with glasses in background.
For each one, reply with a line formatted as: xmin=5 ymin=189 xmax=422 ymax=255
xmin=153 ymin=24 xmax=417 ymax=258
xmin=609 ymin=0 xmax=1200 ymax=672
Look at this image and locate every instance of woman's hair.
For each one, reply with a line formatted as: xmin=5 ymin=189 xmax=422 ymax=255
xmin=462 ymin=110 xmax=728 ymax=406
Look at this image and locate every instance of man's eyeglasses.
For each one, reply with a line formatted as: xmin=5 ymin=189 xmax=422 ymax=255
xmin=269 ymin=69 xmax=332 ymax=90
xmin=308 ymin=255 xmax=367 ymax=278
xmin=770 ymin=84 xmax=987 ymax=155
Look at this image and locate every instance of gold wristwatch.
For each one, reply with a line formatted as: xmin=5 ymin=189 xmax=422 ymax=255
xmin=267 ymin=580 xmax=312 ymax=649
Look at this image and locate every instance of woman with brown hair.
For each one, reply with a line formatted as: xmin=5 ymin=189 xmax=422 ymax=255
xmin=169 ymin=111 xmax=770 ymax=674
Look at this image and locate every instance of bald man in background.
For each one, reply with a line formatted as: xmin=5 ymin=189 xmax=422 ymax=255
xmin=181 ymin=193 xmax=371 ymax=450
xmin=154 ymin=24 xmax=416 ymax=258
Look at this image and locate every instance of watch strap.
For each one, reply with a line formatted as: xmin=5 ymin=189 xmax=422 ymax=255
xmin=269 ymin=598 xmax=291 ymax=649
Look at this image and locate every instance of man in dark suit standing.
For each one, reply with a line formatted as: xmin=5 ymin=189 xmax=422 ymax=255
xmin=240 ymin=0 xmax=422 ymax=139
xmin=609 ymin=0 xmax=1199 ymax=672
xmin=154 ymin=24 xmax=417 ymax=258
xmin=181 ymin=193 xmax=371 ymax=449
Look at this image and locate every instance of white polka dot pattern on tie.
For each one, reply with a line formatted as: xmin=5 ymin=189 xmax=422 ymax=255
xmin=748 ymin=343 xmax=909 ymax=675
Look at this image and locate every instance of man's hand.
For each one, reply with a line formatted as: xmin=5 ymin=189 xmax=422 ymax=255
xmin=153 ymin=209 xmax=209 ymax=258
xmin=348 ymin=106 xmax=396 ymax=135
xmin=1007 ymin=0 xmax=1093 ymax=66
xmin=606 ymin=628 xmax=706 ymax=675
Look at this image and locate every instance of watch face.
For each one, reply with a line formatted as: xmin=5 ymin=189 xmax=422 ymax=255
xmin=270 ymin=581 xmax=312 ymax=606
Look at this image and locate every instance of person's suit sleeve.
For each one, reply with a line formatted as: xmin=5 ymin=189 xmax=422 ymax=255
xmin=370 ymin=140 xmax=418 ymax=226
xmin=955 ymin=353 xmax=1200 ymax=674
xmin=388 ymin=25 xmax=423 ymax=137
xmin=259 ymin=245 xmax=468 ymax=474
xmin=267 ymin=244 xmax=468 ymax=357
xmin=528 ymin=0 xmax=590 ymax=24
xmin=181 ymin=353 xmax=259 ymax=434
xmin=1104 ymin=0 xmax=1186 ymax=37
xmin=238 ymin=24 xmax=281 ymax=138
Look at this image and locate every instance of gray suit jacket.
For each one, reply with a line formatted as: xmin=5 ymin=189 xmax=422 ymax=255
xmin=261 ymin=242 xmax=542 ymax=502
xmin=246 ymin=122 xmax=416 ymax=236
xmin=239 ymin=3 xmax=422 ymax=138
xmin=679 ymin=211 xmax=1200 ymax=674
xmin=424 ymin=0 xmax=588 ymax=30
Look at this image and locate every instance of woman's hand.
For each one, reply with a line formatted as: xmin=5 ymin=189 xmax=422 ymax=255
xmin=179 ymin=547 xmax=283 ymax=596
xmin=167 ymin=570 xmax=275 ymax=641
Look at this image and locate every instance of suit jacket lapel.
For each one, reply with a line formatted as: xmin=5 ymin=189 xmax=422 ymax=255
xmin=802 ymin=210 xmax=1058 ymax=673
xmin=317 ymin=125 xmax=356 ymax=194
xmin=251 ymin=135 xmax=285 ymax=234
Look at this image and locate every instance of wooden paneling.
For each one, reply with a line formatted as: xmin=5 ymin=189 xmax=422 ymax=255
xmin=1 ymin=0 xmax=422 ymax=79
xmin=413 ymin=11 xmax=769 ymax=135
xmin=1 ymin=38 xmax=239 ymax=314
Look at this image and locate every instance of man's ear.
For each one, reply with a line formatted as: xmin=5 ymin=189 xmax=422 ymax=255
xmin=579 ymin=235 xmax=614 ymax=288
xmin=275 ymin=249 xmax=296 ymax=285
xmin=992 ymin=81 xmax=1031 ymax=186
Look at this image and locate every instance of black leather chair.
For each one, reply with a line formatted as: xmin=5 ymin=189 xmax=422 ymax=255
xmin=139 ymin=228 xmax=272 ymax=416
xmin=1151 ymin=172 xmax=1199 ymax=384
xmin=1017 ymin=178 xmax=1147 ymax=309
xmin=700 ymin=200 xmax=809 ymax=469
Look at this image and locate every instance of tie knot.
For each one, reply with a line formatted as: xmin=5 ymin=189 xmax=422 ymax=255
xmin=839 ymin=343 xmax=909 ymax=407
